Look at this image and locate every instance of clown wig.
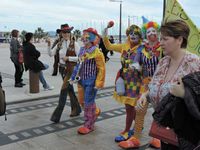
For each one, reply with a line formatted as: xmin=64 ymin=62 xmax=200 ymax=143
xmin=142 ymin=21 xmax=160 ymax=38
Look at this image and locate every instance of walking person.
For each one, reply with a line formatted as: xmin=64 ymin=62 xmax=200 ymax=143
xmin=103 ymin=24 xmax=143 ymax=143
xmin=47 ymin=24 xmax=81 ymax=122
xmin=119 ymin=21 xmax=162 ymax=149
xmin=23 ymin=32 xmax=53 ymax=91
xmin=10 ymin=29 xmax=25 ymax=87
xmin=68 ymin=27 xmax=105 ymax=134
xmin=137 ymin=20 xmax=200 ymax=150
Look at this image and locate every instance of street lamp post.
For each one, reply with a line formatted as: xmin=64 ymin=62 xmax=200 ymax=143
xmin=109 ymin=0 xmax=123 ymax=43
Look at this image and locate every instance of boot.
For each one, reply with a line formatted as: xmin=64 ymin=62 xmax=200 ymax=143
xmin=78 ymin=103 xmax=96 ymax=135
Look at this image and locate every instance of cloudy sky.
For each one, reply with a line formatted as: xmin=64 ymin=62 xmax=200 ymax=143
xmin=0 ymin=0 xmax=199 ymax=35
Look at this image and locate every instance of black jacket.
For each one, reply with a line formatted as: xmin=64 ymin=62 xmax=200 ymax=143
xmin=23 ymin=42 xmax=45 ymax=73
xmin=153 ymin=71 xmax=200 ymax=149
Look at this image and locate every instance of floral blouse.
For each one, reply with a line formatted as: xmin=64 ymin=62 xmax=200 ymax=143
xmin=148 ymin=52 xmax=200 ymax=106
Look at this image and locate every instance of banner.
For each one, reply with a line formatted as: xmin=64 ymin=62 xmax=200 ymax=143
xmin=163 ymin=0 xmax=200 ymax=56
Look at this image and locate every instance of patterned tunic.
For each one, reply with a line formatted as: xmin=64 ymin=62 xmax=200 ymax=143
xmin=148 ymin=52 xmax=200 ymax=107
xmin=121 ymin=48 xmax=142 ymax=98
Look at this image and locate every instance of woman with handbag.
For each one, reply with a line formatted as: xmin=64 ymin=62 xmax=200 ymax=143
xmin=10 ymin=29 xmax=25 ymax=87
xmin=103 ymin=24 xmax=143 ymax=143
xmin=137 ymin=20 xmax=200 ymax=149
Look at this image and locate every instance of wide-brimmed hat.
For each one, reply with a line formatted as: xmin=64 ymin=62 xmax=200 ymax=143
xmin=57 ymin=24 xmax=74 ymax=33
xmin=83 ymin=28 xmax=100 ymax=38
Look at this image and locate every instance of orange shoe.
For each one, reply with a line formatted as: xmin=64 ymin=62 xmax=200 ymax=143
xmin=77 ymin=126 xmax=93 ymax=135
xmin=95 ymin=107 xmax=101 ymax=118
xmin=118 ymin=136 xmax=140 ymax=149
xmin=149 ymin=138 xmax=161 ymax=149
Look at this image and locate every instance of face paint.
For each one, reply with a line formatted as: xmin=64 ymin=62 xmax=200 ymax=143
xmin=129 ymin=31 xmax=140 ymax=44
xmin=146 ymin=27 xmax=158 ymax=42
xmin=81 ymin=32 xmax=90 ymax=46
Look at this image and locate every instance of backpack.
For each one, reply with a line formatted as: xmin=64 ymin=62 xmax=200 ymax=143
xmin=0 ymin=87 xmax=7 ymax=120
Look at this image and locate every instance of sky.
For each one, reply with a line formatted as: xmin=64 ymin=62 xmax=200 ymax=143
xmin=0 ymin=0 xmax=200 ymax=35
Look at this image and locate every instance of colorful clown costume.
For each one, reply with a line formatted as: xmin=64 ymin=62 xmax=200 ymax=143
xmin=103 ymin=24 xmax=143 ymax=142
xmin=119 ymin=21 xmax=162 ymax=149
xmin=76 ymin=28 xmax=105 ymax=134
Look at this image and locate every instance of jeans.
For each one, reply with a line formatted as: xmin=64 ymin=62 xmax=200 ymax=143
xmin=79 ymin=76 xmax=97 ymax=106
xmin=39 ymin=64 xmax=49 ymax=89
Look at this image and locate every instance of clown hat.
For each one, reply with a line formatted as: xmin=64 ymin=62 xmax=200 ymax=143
xmin=83 ymin=28 xmax=100 ymax=38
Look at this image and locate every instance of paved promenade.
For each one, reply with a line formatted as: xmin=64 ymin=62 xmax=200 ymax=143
xmin=0 ymin=42 xmax=158 ymax=150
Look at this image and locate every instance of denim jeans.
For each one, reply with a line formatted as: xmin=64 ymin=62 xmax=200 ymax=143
xmin=79 ymin=76 xmax=97 ymax=106
xmin=39 ymin=64 xmax=49 ymax=89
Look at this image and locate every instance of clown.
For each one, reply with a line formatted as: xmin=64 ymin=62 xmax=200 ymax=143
xmin=119 ymin=21 xmax=163 ymax=149
xmin=75 ymin=28 xmax=105 ymax=134
xmin=103 ymin=24 xmax=144 ymax=142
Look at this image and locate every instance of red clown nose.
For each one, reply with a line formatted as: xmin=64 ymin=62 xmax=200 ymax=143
xmin=107 ymin=21 xmax=114 ymax=28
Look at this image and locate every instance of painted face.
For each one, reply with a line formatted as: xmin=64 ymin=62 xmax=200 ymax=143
xmin=146 ymin=27 xmax=158 ymax=42
xmin=129 ymin=31 xmax=140 ymax=44
xmin=81 ymin=32 xmax=91 ymax=46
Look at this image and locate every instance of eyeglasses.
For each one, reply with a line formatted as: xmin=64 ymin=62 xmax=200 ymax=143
xmin=62 ymin=31 xmax=70 ymax=34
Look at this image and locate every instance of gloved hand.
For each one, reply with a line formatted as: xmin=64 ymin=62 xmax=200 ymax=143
xmin=129 ymin=62 xmax=141 ymax=71
xmin=170 ymin=77 xmax=185 ymax=98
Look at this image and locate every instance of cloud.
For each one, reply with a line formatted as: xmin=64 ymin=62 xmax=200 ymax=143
xmin=0 ymin=0 xmax=199 ymax=33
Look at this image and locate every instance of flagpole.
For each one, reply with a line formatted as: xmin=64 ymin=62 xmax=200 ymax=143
xmin=162 ymin=0 xmax=166 ymax=23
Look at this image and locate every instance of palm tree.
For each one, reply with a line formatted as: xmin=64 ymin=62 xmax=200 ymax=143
xmin=73 ymin=29 xmax=81 ymax=41
xmin=19 ymin=30 xmax=27 ymax=43
xmin=34 ymin=27 xmax=47 ymax=42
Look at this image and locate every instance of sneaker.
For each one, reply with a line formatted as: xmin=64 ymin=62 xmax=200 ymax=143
xmin=44 ymin=86 xmax=54 ymax=91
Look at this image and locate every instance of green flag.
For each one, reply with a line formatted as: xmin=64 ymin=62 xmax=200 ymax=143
xmin=163 ymin=0 xmax=200 ymax=56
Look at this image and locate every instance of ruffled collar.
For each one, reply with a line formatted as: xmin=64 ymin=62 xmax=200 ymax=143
xmin=142 ymin=41 xmax=161 ymax=59
xmin=79 ymin=46 xmax=97 ymax=56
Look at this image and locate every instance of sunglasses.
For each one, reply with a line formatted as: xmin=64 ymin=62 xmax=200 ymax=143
xmin=62 ymin=31 xmax=71 ymax=34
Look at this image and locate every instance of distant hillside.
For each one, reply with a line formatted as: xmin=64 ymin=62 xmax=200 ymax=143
xmin=47 ymin=31 xmax=56 ymax=37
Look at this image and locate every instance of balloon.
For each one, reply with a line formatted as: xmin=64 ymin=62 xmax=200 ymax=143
xmin=107 ymin=21 xmax=114 ymax=28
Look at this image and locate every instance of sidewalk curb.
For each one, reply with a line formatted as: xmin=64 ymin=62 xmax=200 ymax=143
xmin=7 ymin=85 xmax=115 ymax=105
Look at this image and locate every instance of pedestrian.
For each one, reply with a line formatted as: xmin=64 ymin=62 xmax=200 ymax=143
xmin=109 ymin=35 xmax=115 ymax=56
xmin=103 ymin=24 xmax=143 ymax=143
xmin=137 ymin=20 xmax=200 ymax=150
xmin=99 ymin=37 xmax=110 ymax=62
xmin=47 ymin=24 xmax=81 ymax=122
xmin=119 ymin=21 xmax=162 ymax=149
xmin=69 ymin=27 xmax=105 ymax=134
xmin=23 ymin=32 xmax=53 ymax=91
xmin=10 ymin=29 xmax=25 ymax=87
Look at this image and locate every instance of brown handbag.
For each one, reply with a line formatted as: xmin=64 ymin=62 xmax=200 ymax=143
xmin=18 ymin=48 xmax=24 ymax=64
xmin=149 ymin=121 xmax=178 ymax=146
